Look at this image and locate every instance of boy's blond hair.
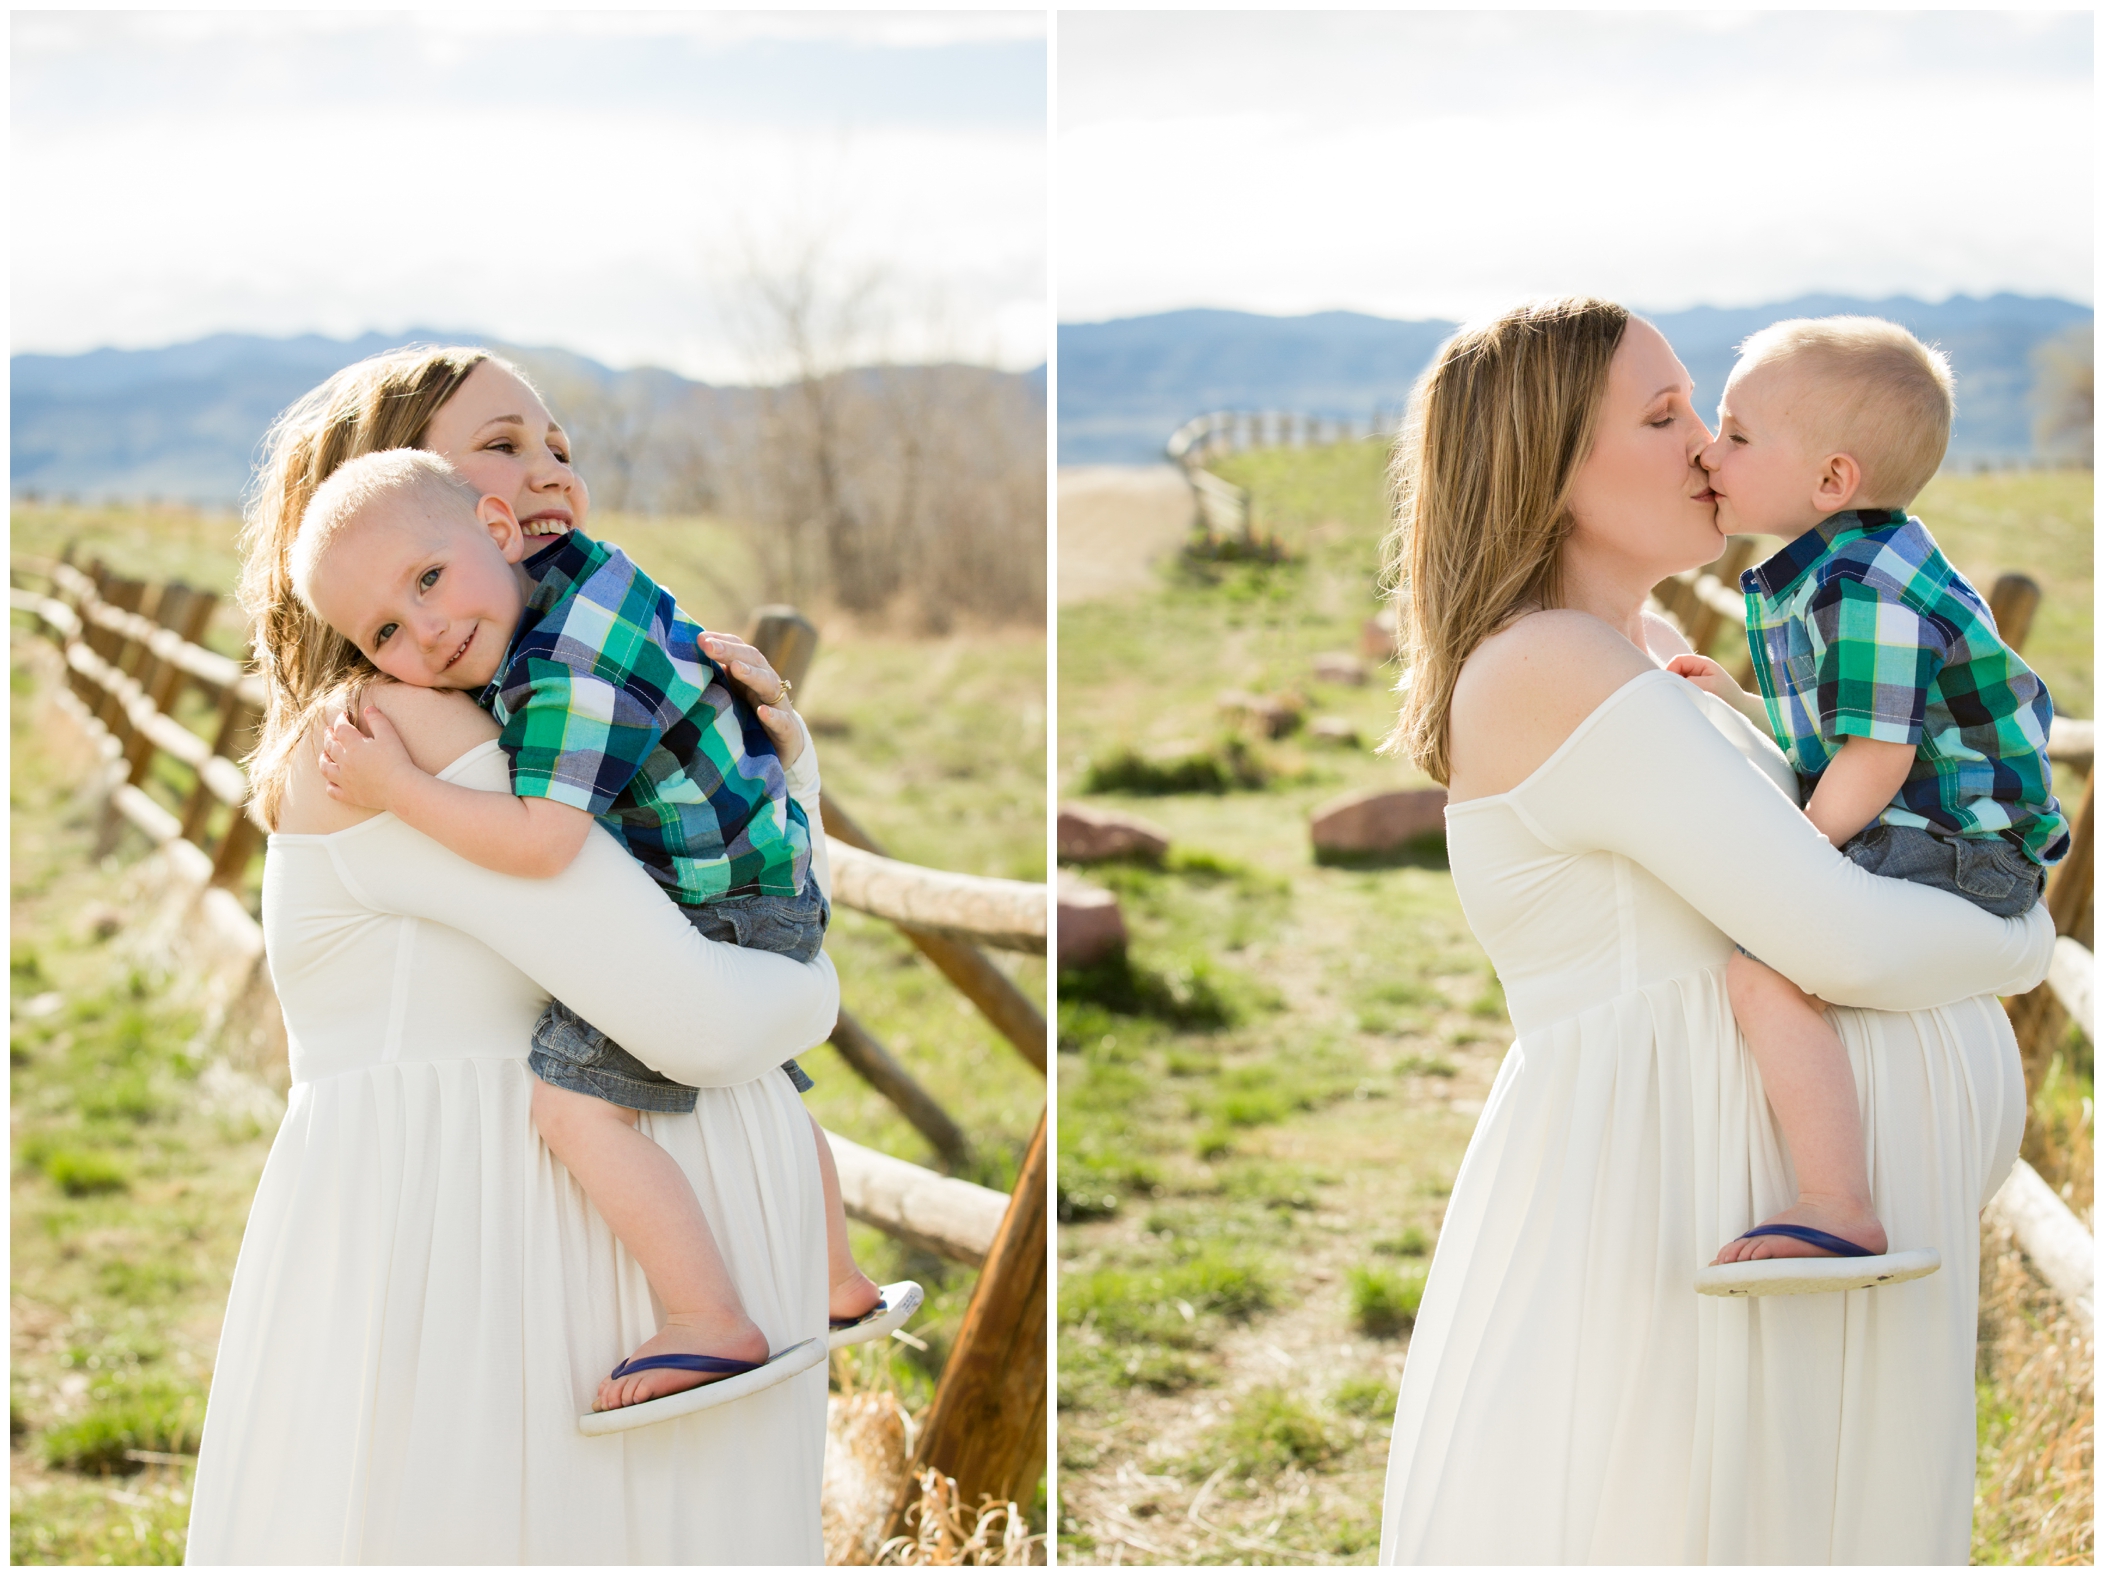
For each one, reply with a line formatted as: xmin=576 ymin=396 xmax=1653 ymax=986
xmin=1732 ymin=316 xmax=1954 ymax=507
xmin=289 ymin=448 xmax=485 ymax=615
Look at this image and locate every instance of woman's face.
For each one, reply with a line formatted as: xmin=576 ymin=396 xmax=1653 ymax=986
xmin=1562 ymin=318 xmax=1722 ymax=582
xmin=421 ymin=361 xmax=589 ymax=541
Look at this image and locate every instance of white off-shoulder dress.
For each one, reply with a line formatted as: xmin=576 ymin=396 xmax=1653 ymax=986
xmin=186 ymin=740 xmax=841 ymax=1565
xmin=1378 ymin=670 xmax=2054 ymax=1566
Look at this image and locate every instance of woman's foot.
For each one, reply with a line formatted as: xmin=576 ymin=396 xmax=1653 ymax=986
xmin=1712 ymin=1197 xmax=1888 ymax=1264
xmin=594 ymin=1313 xmax=770 ymax=1412
xmin=829 ymin=1269 xmax=883 ymax=1326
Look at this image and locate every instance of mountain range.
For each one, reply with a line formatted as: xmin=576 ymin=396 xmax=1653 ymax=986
xmin=9 ymin=331 xmax=1047 ymax=507
xmin=1057 ymin=294 xmax=2092 ymax=465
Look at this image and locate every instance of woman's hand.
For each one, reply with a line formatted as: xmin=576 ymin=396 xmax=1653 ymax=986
xmin=699 ymin=632 xmax=804 ymax=765
xmin=319 ymin=705 xmax=421 ymax=811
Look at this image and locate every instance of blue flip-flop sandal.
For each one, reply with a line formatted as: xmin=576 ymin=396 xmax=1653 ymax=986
xmin=576 ymin=1335 xmax=825 ymax=1436
xmin=1694 ymin=1224 xmax=1940 ymax=1297
xmin=828 ymin=1280 xmax=924 ymax=1350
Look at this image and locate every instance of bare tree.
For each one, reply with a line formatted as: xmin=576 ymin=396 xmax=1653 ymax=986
xmin=2032 ymin=323 xmax=2094 ymax=467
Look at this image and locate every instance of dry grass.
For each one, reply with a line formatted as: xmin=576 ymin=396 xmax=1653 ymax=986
xmin=1974 ymin=1221 xmax=2094 ymax=1565
xmin=878 ymin=1470 xmax=1045 ymax=1566
xmin=822 ymin=1348 xmax=1046 ymax=1566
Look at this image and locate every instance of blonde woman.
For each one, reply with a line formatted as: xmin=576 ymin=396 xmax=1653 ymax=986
xmin=186 ymin=348 xmax=837 ymax=1563
xmin=1373 ymin=299 xmax=2051 ymax=1563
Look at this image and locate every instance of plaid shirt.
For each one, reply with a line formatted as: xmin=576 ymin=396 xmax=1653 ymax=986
xmin=480 ymin=530 xmax=811 ymax=903
xmin=1740 ymin=508 xmax=2068 ymax=865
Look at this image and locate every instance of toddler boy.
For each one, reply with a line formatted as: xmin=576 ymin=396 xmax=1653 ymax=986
xmin=294 ymin=449 xmax=886 ymax=1410
xmin=1668 ymin=318 xmax=2067 ymax=1272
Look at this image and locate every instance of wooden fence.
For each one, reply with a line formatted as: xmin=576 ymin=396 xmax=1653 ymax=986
xmin=9 ymin=553 xmax=1051 ymax=1527
xmin=1164 ymin=407 xmax=1401 ymax=544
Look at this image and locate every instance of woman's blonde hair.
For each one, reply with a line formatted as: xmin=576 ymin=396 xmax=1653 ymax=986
xmin=238 ymin=345 xmax=493 ymax=828
xmin=1378 ymin=296 xmax=1631 ymax=784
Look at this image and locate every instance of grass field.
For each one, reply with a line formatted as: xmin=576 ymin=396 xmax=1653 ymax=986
xmin=10 ymin=501 xmax=1046 ymax=1561
xmin=1054 ymin=448 xmax=2092 ymax=1564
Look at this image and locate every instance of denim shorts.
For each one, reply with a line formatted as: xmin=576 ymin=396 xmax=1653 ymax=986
xmin=528 ymin=886 xmax=830 ymax=1114
xmin=1736 ymin=823 xmax=2045 ymax=965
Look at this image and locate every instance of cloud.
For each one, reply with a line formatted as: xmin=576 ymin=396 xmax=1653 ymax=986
xmin=1057 ymin=11 xmax=2092 ymax=322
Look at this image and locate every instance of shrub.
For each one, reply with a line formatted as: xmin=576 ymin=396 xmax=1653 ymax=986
xmin=44 ymin=1150 xmax=130 ymax=1197
xmin=39 ymin=1377 xmax=203 ymax=1474
xmin=1210 ymin=1387 xmax=1337 ymax=1474
xmin=1373 ymin=1226 xmax=1430 ymax=1258
xmin=1081 ymin=736 xmax=1268 ymax=796
xmin=1332 ymin=1375 xmax=1399 ymax=1418
xmin=1349 ymin=1263 xmax=1426 ymax=1337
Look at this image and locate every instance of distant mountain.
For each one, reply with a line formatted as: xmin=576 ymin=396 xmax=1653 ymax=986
xmin=9 ymin=330 xmax=1047 ymax=507
xmin=1057 ymin=294 xmax=2092 ymax=465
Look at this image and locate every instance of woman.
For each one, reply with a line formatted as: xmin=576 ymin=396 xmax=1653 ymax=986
xmin=1374 ymin=299 xmax=2052 ymax=1564
xmin=186 ymin=347 xmax=835 ymax=1563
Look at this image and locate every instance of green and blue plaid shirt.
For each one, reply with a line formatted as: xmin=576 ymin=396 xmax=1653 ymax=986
xmin=479 ymin=530 xmax=812 ymax=903
xmin=1740 ymin=508 xmax=2068 ymax=865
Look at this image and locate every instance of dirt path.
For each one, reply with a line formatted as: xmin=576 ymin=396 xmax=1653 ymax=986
xmin=1057 ymin=466 xmax=1193 ymax=606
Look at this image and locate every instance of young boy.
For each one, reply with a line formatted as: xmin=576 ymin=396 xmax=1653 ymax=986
xmin=1667 ymin=317 xmax=2067 ymax=1272
xmin=294 ymin=448 xmax=896 ymax=1411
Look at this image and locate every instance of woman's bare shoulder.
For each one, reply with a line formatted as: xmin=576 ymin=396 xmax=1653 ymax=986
xmin=360 ymin=684 xmax=499 ymax=776
xmin=1447 ymin=611 xmax=1659 ymax=800
xmin=275 ymin=684 xmax=498 ymax=835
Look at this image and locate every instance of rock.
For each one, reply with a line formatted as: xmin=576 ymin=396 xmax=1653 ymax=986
xmin=1311 ymin=716 xmax=1361 ymax=747
xmin=1312 ymin=651 xmax=1367 ymax=686
xmin=1309 ymin=785 xmax=1448 ymax=856
xmin=1058 ymin=803 xmax=1170 ymax=864
xmin=1057 ymin=872 xmax=1127 ymax=968
xmin=1361 ymin=616 xmax=1398 ymax=663
xmin=1216 ymin=689 xmax=1303 ymax=738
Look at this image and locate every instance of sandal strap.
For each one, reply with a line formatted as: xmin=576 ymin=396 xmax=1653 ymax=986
xmin=1739 ymin=1223 xmax=1874 ymax=1257
xmin=607 ymin=1351 xmax=767 ymax=1382
xmin=830 ymin=1295 xmax=890 ymax=1332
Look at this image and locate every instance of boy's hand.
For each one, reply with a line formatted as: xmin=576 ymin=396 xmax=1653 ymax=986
xmin=1667 ymin=653 xmax=1745 ymax=703
xmin=1666 ymin=654 xmax=1770 ymax=727
xmin=319 ymin=706 xmax=423 ymax=812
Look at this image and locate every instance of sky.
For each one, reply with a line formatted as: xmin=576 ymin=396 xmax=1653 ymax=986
xmin=11 ymin=10 xmax=1047 ymax=381
xmin=1059 ymin=11 xmax=2093 ymax=325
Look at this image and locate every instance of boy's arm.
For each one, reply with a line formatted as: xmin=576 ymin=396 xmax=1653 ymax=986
xmin=1802 ymin=736 xmax=1915 ymax=848
xmin=320 ymin=706 xmax=593 ymax=878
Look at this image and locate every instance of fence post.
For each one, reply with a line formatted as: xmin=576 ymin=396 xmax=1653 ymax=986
xmin=886 ymin=1108 xmax=1047 ymax=1534
xmin=1988 ymin=573 xmax=2043 ymax=652
xmin=2008 ymin=771 xmax=2095 ymax=1084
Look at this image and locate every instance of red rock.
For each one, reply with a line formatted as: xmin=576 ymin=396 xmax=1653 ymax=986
xmin=1309 ymin=785 xmax=1448 ymax=855
xmin=1058 ymin=803 xmax=1170 ymax=864
xmin=1057 ymin=872 xmax=1127 ymax=968
xmin=1310 ymin=716 xmax=1360 ymax=746
xmin=1216 ymin=689 xmax=1303 ymax=738
xmin=1361 ymin=616 xmax=1399 ymax=662
xmin=1312 ymin=651 xmax=1367 ymax=686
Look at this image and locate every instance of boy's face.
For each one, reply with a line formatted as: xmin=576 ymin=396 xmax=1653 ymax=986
xmin=1700 ymin=360 xmax=1848 ymax=538
xmin=310 ymin=496 xmax=529 ymax=691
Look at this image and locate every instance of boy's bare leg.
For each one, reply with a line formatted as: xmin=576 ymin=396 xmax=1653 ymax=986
xmin=1713 ymin=951 xmax=1889 ymax=1264
xmin=808 ymin=1111 xmax=882 ymax=1323
xmin=531 ymin=1080 xmax=770 ymax=1410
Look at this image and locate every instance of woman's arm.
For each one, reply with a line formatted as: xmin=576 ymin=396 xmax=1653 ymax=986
xmin=289 ymin=686 xmax=840 ymax=1087
xmin=1512 ymin=670 xmax=2052 ymax=1010
xmin=781 ymin=712 xmax=832 ymax=905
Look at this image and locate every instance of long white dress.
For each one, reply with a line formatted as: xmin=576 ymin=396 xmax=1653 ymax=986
xmin=186 ymin=740 xmax=841 ymax=1565
xmin=1378 ymin=670 xmax=2054 ymax=1566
